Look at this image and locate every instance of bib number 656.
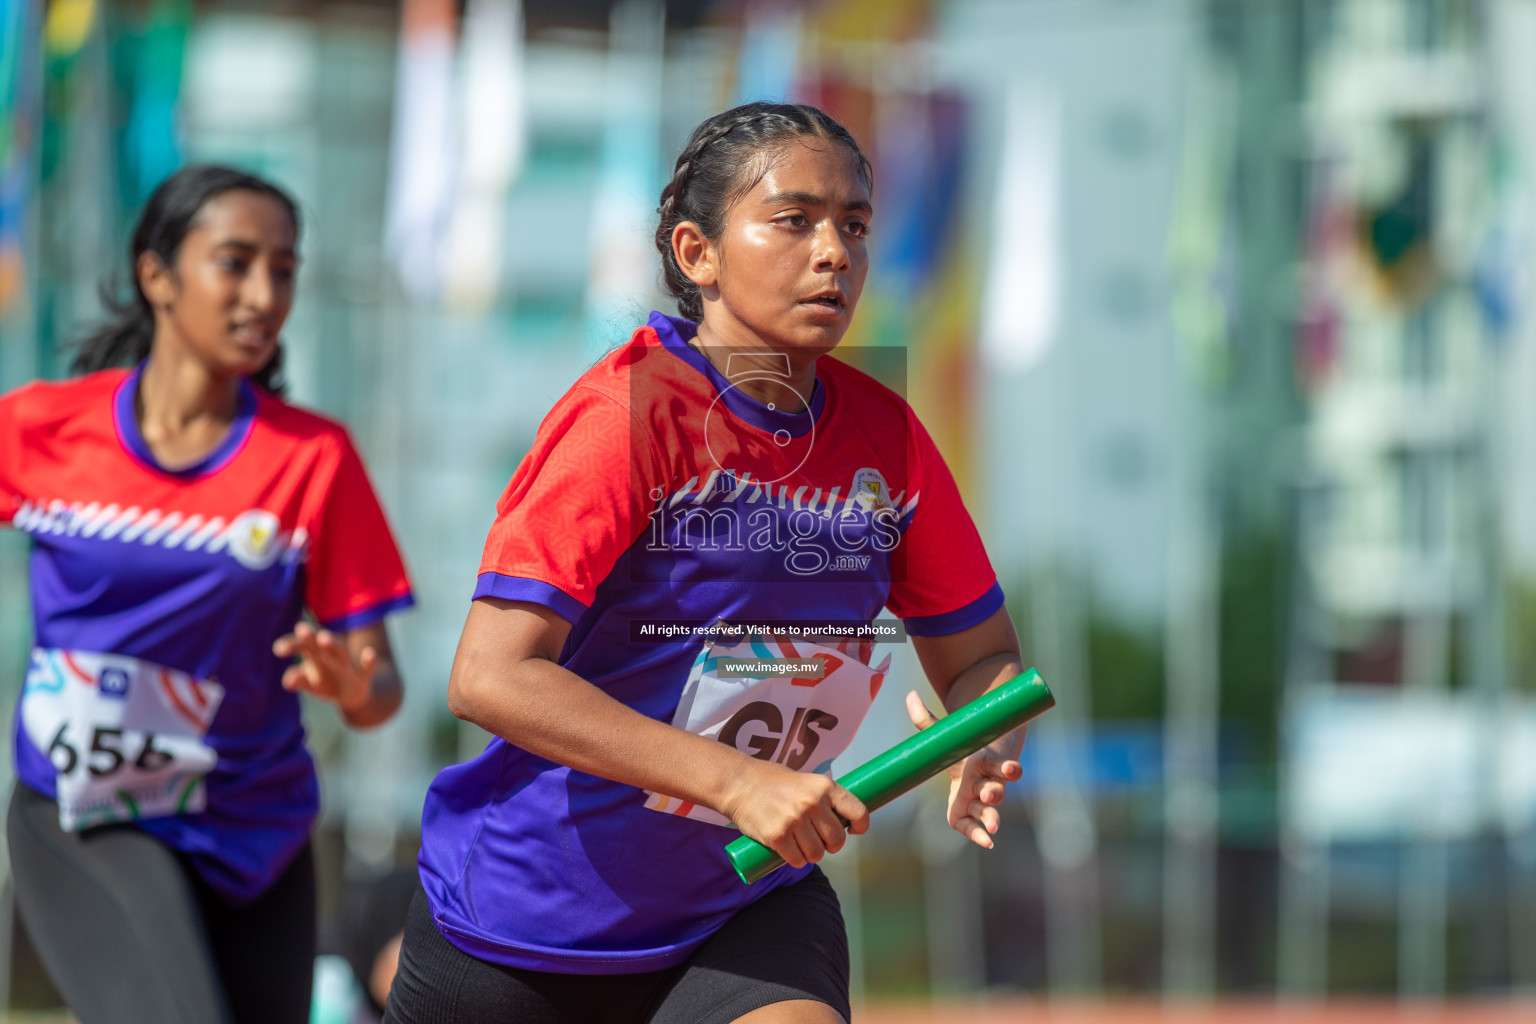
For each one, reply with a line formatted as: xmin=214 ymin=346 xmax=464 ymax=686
xmin=47 ymin=724 xmax=177 ymax=778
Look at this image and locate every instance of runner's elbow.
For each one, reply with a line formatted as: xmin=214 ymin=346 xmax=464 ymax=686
xmin=446 ymin=663 xmax=491 ymax=723
xmin=447 ymin=650 xmax=552 ymax=733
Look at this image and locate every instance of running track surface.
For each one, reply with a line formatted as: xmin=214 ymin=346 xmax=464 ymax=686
xmin=855 ymin=1002 xmax=1536 ymax=1024
xmin=9 ymin=1002 xmax=1536 ymax=1023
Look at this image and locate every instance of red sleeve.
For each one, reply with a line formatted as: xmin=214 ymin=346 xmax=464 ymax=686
xmin=884 ymin=410 xmax=1004 ymax=635
xmin=0 ymin=387 xmax=19 ymax=526
xmin=305 ymin=431 xmax=415 ymax=631
xmin=474 ymin=383 xmax=661 ymax=624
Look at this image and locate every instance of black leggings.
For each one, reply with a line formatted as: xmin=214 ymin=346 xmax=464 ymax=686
xmin=6 ymin=784 xmax=316 ymax=1024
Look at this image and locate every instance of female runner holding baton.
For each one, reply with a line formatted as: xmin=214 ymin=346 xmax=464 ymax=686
xmin=387 ymin=102 xmax=1026 ymax=1024
xmin=2 ymin=165 xmax=415 ymax=1024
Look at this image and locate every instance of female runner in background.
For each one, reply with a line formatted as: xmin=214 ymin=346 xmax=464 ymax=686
xmin=387 ymin=102 xmax=1027 ymax=1024
xmin=2 ymin=165 xmax=415 ymax=1024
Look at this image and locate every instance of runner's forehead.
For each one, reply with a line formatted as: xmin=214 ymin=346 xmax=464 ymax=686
xmin=186 ymin=191 xmax=298 ymax=253
xmin=746 ymin=143 xmax=872 ymax=212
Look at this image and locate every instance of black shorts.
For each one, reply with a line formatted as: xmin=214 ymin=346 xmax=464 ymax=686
xmin=383 ymin=868 xmax=851 ymax=1024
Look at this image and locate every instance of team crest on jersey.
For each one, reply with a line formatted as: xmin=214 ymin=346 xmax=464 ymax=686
xmin=226 ymin=510 xmax=284 ymax=570
xmin=850 ymin=468 xmax=893 ymax=513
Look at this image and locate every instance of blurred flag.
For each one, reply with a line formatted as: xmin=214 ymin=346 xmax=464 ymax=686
xmin=1296 ymin=176 xmax=1350 ymax=394
xmin=733 ymin=3 xmax=801 ymax=104
xmin=874 ymin=87 xmax=977 ymax=494
xmin=443 ymin=0 xmax=526 ymax=314
xmin=34 ymin=0 xmax=117 ymax=379
xmin=383 ymin=0 xmax=458 ymax=304
xmin=583 ymin=0 xmax=663 ymax=356
xmin=43 ymin=0 xmax=93 ymax=57
xmin=1356 ymin=140 xmax=1437 ymax=310
xmin=124 ymin=0 xmax=190 ymax=205
xmin=1472 ymin=142 xmax=1525 ymax=342
xmin=799 ymin=0 xmax=982 ymax=493
xmin=810 ymin=0 xmax=926 ymax=44
xmin=1167 ymin=53 xmax=1238 ymax=389
xmin=0 ymin=0 xmax=39 ymax=315
xmin=980 ymin=80 xmax=1061 ymax=374
xmin=874 ymin=88 xmax=964 ymax=294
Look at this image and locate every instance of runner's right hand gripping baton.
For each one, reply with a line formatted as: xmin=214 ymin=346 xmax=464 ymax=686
xmin=725 ymin=668 xmax=1055 ymax=884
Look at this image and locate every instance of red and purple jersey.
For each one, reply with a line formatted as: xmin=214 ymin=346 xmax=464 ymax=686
xmin=418 ymin=312 xmax=1002 ymax=972
xmin=1 ymin=365 xmax=414 ymax=904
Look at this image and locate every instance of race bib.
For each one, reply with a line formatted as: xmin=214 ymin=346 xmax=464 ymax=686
xmin=645 ymin=630 xmax=891 ymax=826
xmin=21 ymin=649 xmax=225 ymax=831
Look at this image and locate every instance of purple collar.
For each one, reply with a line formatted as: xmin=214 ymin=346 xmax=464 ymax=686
xmin=113 ymin=362 xmax=258 ymax=479
xmin=646 ymin=311 xmax=824 ymax=439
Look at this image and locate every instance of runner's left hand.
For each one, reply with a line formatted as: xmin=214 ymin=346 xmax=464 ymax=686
xmin=905 ymin=690 xmax=1024 ymax=850
xmin=273 ymin=621 xmax=376 ymax=714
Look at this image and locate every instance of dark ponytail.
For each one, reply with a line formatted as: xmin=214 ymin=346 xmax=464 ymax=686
xmin=71 ymin=164 xmax=301 ymax=395
xmin=655 ymin=102 xmax=872 ymax=322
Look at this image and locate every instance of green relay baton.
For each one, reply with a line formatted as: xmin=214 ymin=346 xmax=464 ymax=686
xmin=725 ymin=668 xmax=1055 ymax=885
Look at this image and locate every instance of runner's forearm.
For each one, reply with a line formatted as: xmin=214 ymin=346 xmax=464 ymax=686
xmin=939 ymin=652 xmax=1024 ymax=712
xmin=339 ymin=661 xmax=403 ymax=730
xmin=933 ymin=652 xmax=1026 ymax=760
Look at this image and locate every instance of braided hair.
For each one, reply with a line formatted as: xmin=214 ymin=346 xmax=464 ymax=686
xmin=71 ymin=165 xmax=300 ymax=395
xmin=655 ymin=102 xmax=873 ymax=322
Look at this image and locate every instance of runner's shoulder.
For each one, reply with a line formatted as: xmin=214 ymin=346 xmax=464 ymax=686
xmin=1 ymin=369 xmax=127 ymax=429
xmin=817 ymin=354 xmax=911 ymax=414
xmin=568 ymin=328 xmax=694 ymax=417
xmin=251 ymin=391 xmax=358 ymax=457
